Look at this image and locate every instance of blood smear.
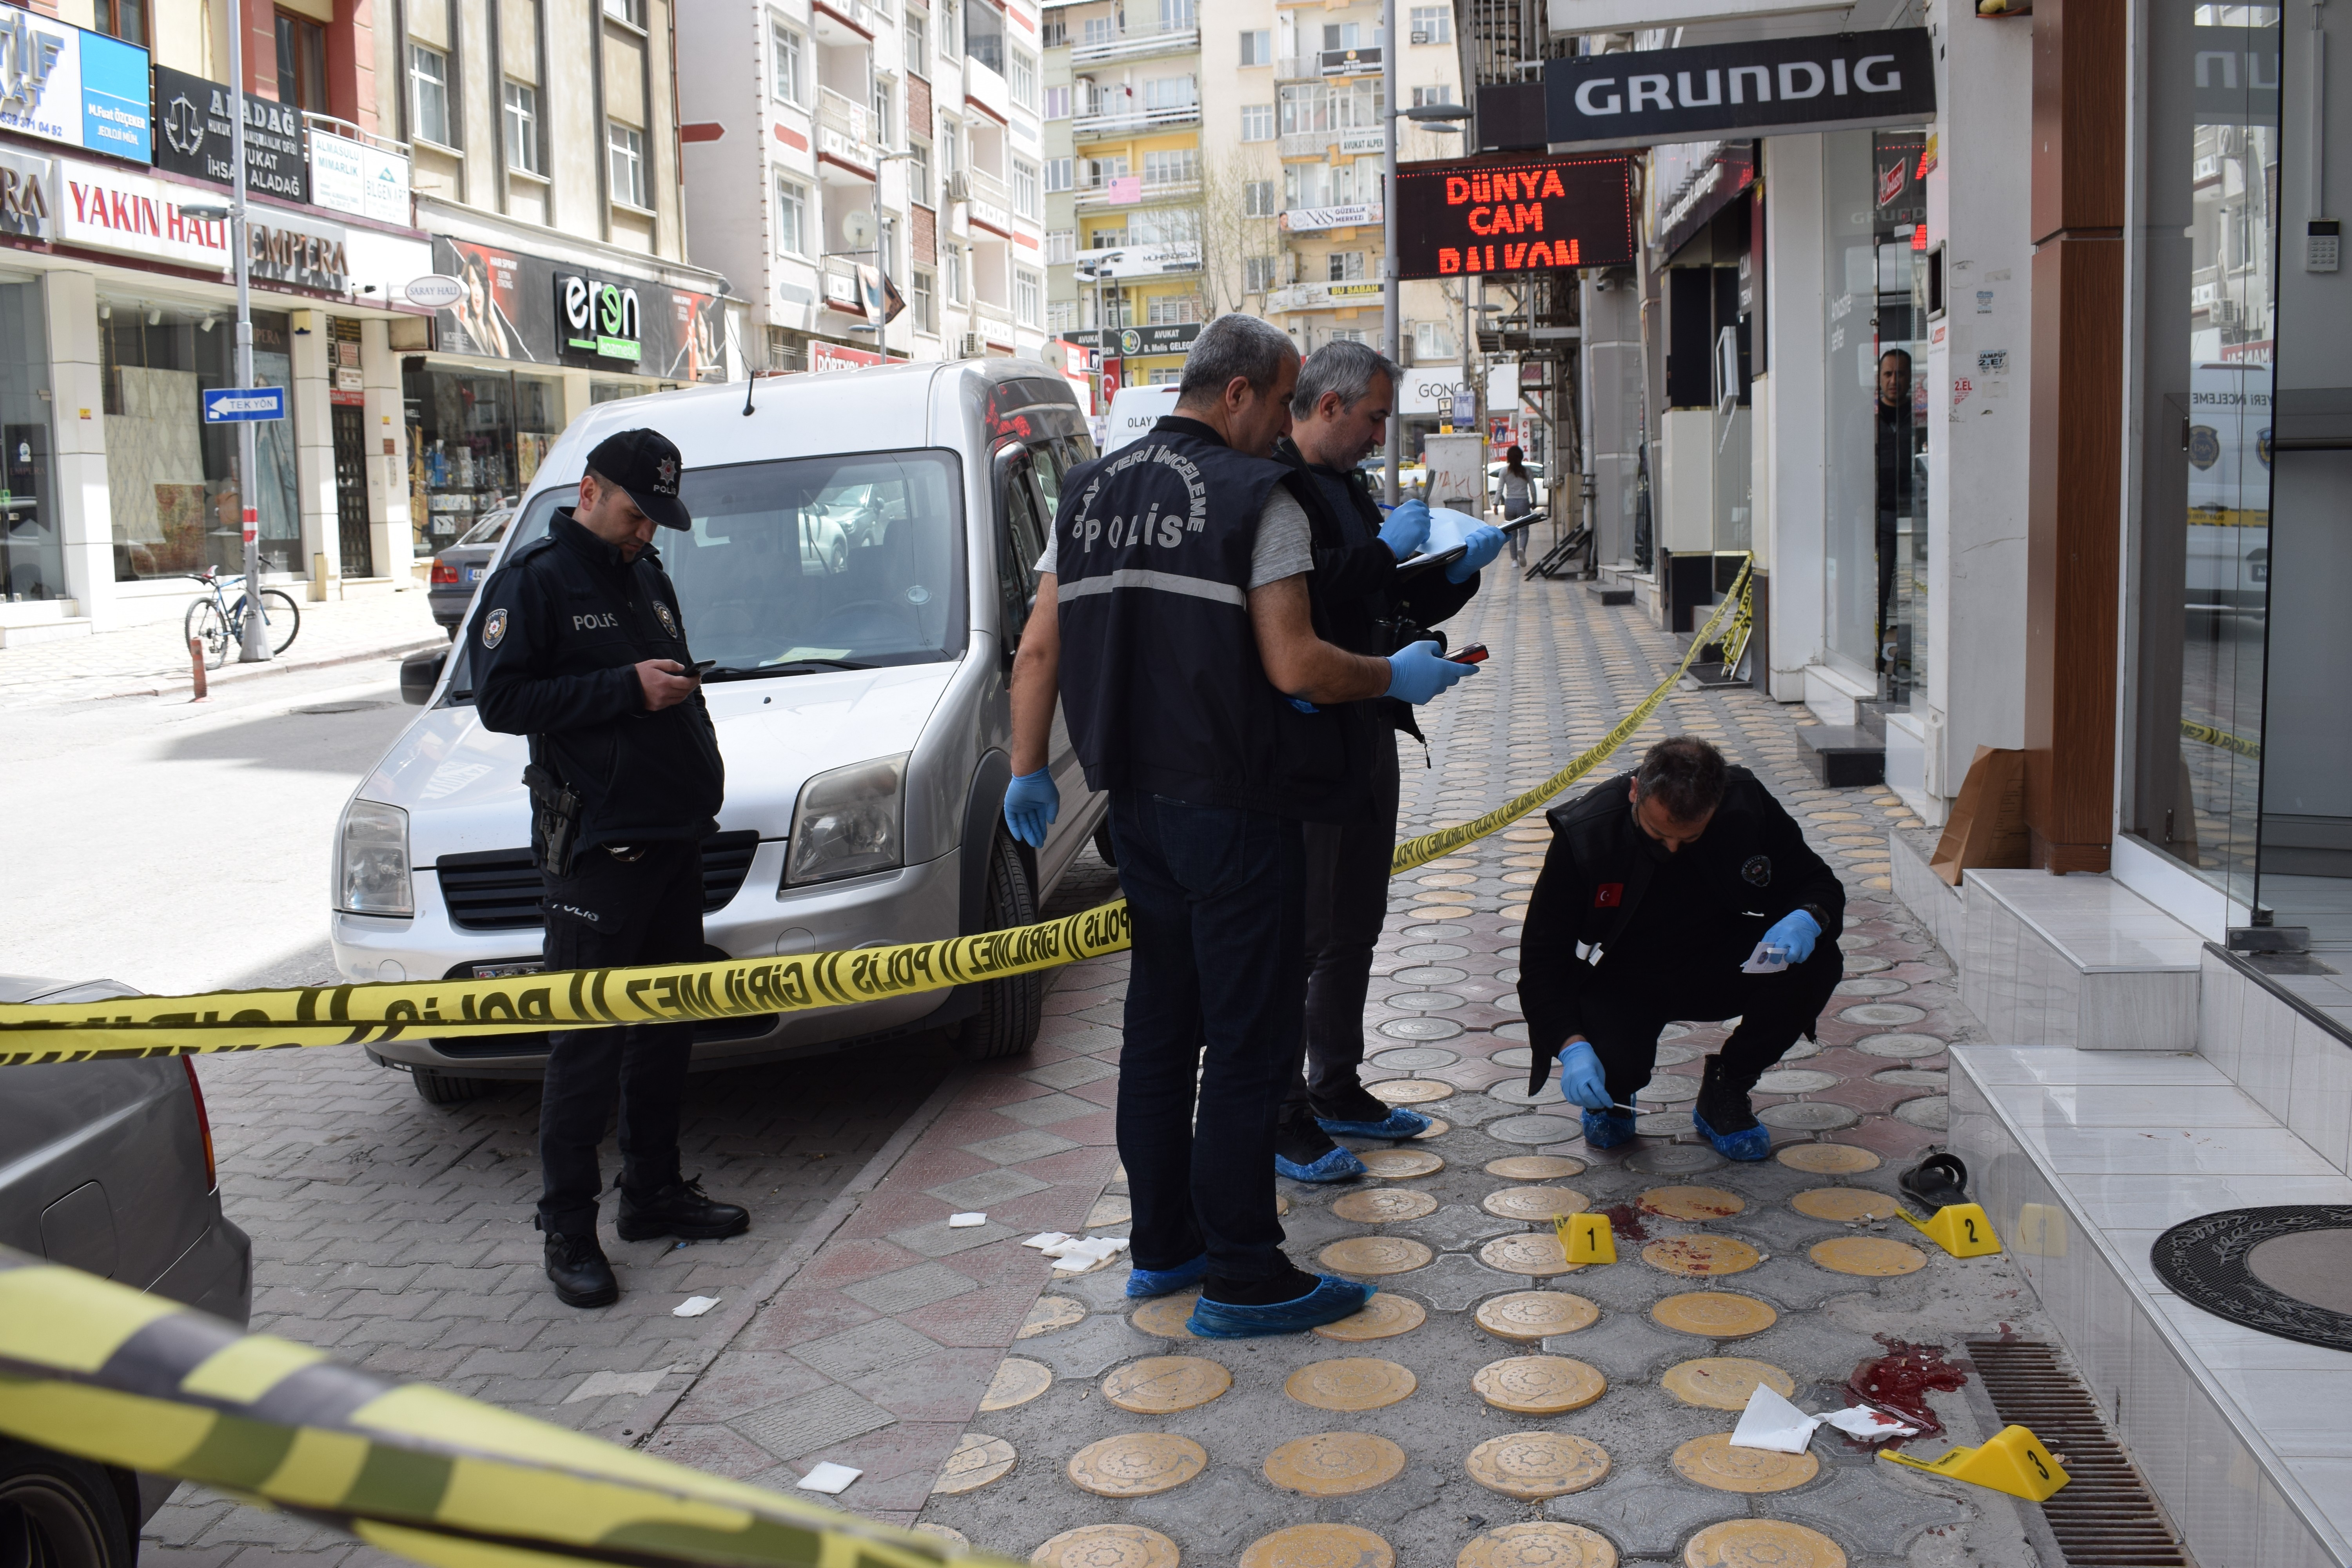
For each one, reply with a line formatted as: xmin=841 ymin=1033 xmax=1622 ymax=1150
xmin=1846 ymin=1336 xmax=1969 ymax=1441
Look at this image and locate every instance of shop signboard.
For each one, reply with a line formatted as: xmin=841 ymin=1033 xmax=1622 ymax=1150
xmin=53 ymin=157 xmax=230 ymax=270
xmin=1265 ymin=279 xmax=1384 ymax=311
xmin=425 ymin=235 xmax=729 ymax=381
xmin=1280 ymin=202 xmax=1382 ymax=232
xmin=809 ymin=341 xmax=885 ymax=372
xmin=308 ymin=125 xmax=412 ymax=226
xmin=1059 ymin=322 xmax=1201 ymax=357
xmin=1391 ymin=152 xmax=1636 ymax=280
xmin=1398 ymin=365 xmax=1468 ymax=416
xmin=246 ymin=209 xmax=348 ymax=293
xmin=555 ymin=271 xmax=643 ymax=365
xmin=0 ymin=9 xmax=151 ymax=162
xmin=1541 ymin=30 xmax=1935 ymax=150
xmin=151 ymin=65 xmax=307 ymax=204
xmin=0 ymin=147 xmax=53 ymax=240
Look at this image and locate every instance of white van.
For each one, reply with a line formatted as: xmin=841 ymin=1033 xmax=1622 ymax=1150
xmin=1101 ymin=384 xmax=1184 ymax=454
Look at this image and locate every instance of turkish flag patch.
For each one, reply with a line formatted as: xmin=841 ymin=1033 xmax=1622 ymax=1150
xmin=1594 ymin=883 xmax=1624 ymax=908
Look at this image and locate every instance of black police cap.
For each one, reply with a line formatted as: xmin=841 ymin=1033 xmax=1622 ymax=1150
xmin=586 ymin=428 xmax=691 ymax=531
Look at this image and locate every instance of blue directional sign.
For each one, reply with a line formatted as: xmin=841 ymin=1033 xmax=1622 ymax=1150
xmin=201 ymin=387 xmax=287 ymax=423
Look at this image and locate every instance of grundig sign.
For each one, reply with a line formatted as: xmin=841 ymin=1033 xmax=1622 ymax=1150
xmin=1392 ymin=152 xmax=1636 ymax=281
xmin=1542 ymin=30 xmax=1935 ymax=148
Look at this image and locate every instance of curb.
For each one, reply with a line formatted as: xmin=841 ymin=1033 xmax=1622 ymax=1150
xmin=71 ymin=636 xmax=450 ymax=705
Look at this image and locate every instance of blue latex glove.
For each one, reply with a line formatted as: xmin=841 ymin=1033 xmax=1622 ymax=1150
xmin=1447 ymin=524 xmax=1506 ymax=583
xmin=1378 ymin=499 xmax=1431 ymax=559
xmin=1384 ymin=639 xmax=1476 ymax=704
xmin=1288 ymin=696 xmax=1319 ymax=713
xmin=1003 ymin=768 xmax=1059 ymax=848
xmin=1556 ymin=1041 xmax=1612 ymax=1111
xmin=1760 ymin=908 xmax=1822 ymax=964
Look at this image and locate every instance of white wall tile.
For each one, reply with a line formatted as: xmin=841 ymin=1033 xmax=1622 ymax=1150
xmin=2284 ymin=1015 xmax=2352 ymax=1178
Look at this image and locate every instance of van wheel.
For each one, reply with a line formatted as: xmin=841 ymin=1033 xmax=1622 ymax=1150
xmin=0 ymin=1441 xmax=137 ymax=1568
xmin=411 ymin=1066 xmax=488 ymax=1105
xmin=1092 ymin=818 xmax=1118 ymax=868
xmin=957 ymin=835 xmax=1042 ymax=1061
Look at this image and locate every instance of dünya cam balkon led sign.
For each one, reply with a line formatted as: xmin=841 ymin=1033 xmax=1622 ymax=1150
xmin=1392 ymin=152 xmax=1637 ymax=281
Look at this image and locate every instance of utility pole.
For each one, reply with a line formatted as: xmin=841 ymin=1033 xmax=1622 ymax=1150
xmin=229 ymin=11 xmax=267 ymax=662
xmin=1379 ymin=0 xmax=1400 ymax=505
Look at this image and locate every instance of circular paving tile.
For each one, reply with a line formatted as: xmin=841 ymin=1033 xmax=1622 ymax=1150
xmin=980 ymin=1356 xmax=1054 ymax=1411
xmin=1483 ymin=1186 xmax=1591 ymax=1221
xmin=1895 ymin=1095 xmax=1951 ymax=1131
xmin=1654 ymin=1044 xmax=1699 ymax=1067
xmin=1752 ymin=1069 xmax=1842 ymax=1095
xmin=1779 ymin=1037 xmax=1823 ymax=1061
xmin=1407 ymin=906 xmax=1474 ymax=921
xmin=1833 ymin=977 xmax=1908 ymax=998
xmin=1475 ymin=1290 xmax=1600 ymax=1340
xmin=1456 ymin=1521 xmax=1617 ymax=1568
xmin=1853 ymin=1032 xmax=1947 ymax=1060
xmin=1643 ymin=1235 xmax=1762 ymax=1278
xmin=1757 ymin=1101 xmax=1861 ymax=1131
xmin=1639 ymin=1185 xmax=1746 ymax=1220
xmin=1397 ymin=943 xmax=1468 ymax=962
xmin=1371 ymin=1078 xmax=1454 ymax=1105
xmin=1638 ymin=1073 xmax=1702 ymax=1104
xmin=1626 ymin=1143 xmax=1730 ymax=1175
xmin=1842 ymin=954 xmax=1892 ymax=975
xmin=1661 ymin=1357 xmax=1796 ymax=1410
xmin=1791 ymin=1187 xmax=1902 ymax=1222
xmin=1473 ymin=1355 xmax=1607 ymax=1414
xmin=1020 ymin=1296 xmax=1087 ymax=1338
xmin=1494 ymin=1021 xmax=1531 ymax=1042
xmin=1285 ymin=1357 xmax=1418 ymax=1411
xmin=1486 ymin=1082 xmax=1554 ymax=1105
xmin=1333 ymin=1187 xmax=1440 ymax=1223
xmin=1840 ymin=1002 xmax=1926 ymax=1027
xmin=1379 ymin=1017 xmax=1466 ymax=1041
xmin=1463 ymin=1432 xmax=1610 ymax=1500
xmin=935 ymin=1432 xmax=1018 ymax=1495
xmin=1486 ymin=1114 xmax=1581 ymax=1145
xmin=1659 ymin=1023 xmax=1692 ymax=1040
xmin=1651 ymin=1292 xmax=1779 ymax=1338
xmin=1239 ymin=1524 xmax=1394 ymax=1568
xmin=1102 ymin=1355 xmax=1233 ymax=1414
xmin=1810 ymin=1237 xmax=1929 ymax=1276
xmin=1068 ymin=1433 xmax=1206 ymax=1497
xmin=1682 ymin=1520 xmax=1846 ymax=1568
xmin=1389 ymin=966 xmax=1468 ymax=987
xmin=1389 ymin=989 xmax=1468 ymax=1013
xmin=1312 ymin=1292 xmax=1428 ymax=1342
xmin=1357 ymin=1148 xmax=1445 ymax=1178
xmin=1370 ymin=1045 xmax=1459 ymax=1069
xmin=1671 ymin=1434 xmax=1820 ymax=1495
xmin=1413 ymin=1117 xmax=1451 ymax=1140
xmin=1837 ymin=934 xmax=1877 ymax=952
xmin=1486 ymin=1154 xmax=1586 ymax=1180
xmin=1775 ymin=1143 xmax=1881 ymax=1174
xmin=915 ymin=1523 xmax=971 ymax=1549
xmin=1634 ymin=1111 xmax=1688 ymax=1137
xmin=1263 ymin=1432 xmax=1407 ymax=1496
xmin=1873 ymin=1068 xmax=1949 ymax=1090
xmin=1320 ymin=1236 xmax=1435 ymax=1276
xmin=1032 ymin=1525 xmax=1182 ymax=1568
xmin=1491 ymin=1046 xmax=1535 ymax=1068
xmin=1480 ymin=1232 xmax=1576 ymax=1276
xmin=1129 ymin=1292 xmax=1203 ymax=1339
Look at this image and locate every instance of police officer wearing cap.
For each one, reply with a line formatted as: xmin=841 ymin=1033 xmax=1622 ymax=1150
xmin=474 ymin=428 xmax=748 ymax=1308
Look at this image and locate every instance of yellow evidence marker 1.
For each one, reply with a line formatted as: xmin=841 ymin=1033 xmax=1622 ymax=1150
xmin=1554 ymin=1210 xmax=1616 ymax=1265
xmin=1898 ymin=1201 xmax=2003 ymax=1258
xmin=1881 ymin=1424 xmax=2069 ymax=1501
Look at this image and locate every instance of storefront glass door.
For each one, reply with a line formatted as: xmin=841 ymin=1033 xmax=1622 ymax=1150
xmin=0 ymin=282 xmax=57 ymax=603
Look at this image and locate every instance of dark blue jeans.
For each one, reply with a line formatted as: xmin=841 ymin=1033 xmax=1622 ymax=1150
xmin=1109 ymin=790 xmax=1306 ymax=1284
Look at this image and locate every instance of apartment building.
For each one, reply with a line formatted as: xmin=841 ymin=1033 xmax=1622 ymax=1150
xmin=681 ymin=0 xmax=1052 ymax=376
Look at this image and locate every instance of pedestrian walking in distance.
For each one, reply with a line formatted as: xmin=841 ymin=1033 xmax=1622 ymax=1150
xmin=1499 ymin=445 xmax=1536 ymax=565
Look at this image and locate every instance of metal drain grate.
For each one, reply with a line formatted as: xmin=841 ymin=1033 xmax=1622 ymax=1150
xmin=1964 ymin=1339 xmax=2191 ymax=1566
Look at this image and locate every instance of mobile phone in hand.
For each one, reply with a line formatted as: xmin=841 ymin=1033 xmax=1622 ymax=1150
xmin=689 ymin=659 xmax=717 ymax=676
xmin=1450 ymin=644 xmax=1489 ymax=665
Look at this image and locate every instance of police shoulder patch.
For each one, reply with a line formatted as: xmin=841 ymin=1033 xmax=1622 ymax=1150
xmin=1741 ymin=854 xmax=1772 ymax=887
xmin=481 ymin=607 xmax=509 ymax=649
xmin=655 ymin=601 xmax=679 ymax=637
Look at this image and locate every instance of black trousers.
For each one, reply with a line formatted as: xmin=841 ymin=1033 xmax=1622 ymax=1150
xmin=1875 ymin=513 xmax=1900 ymax=659
xmin=1579 ymin=940 xmax=1844 ymax=1105
xmin=536 ymin=840 xmax=706 ymax=1234
xmin=1285 ymin=736 xmax=1402 ymax=1120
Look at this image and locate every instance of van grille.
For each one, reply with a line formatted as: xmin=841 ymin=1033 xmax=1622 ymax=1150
xmin=436 ymin=831 xmax=765 ymax=930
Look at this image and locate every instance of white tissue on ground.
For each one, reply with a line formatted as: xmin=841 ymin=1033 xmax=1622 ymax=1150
xmin=671 ymin=1295 xmax=720 ymax=1318
xmin=947 ymin=1212 xmax=987 ymax=1228
xmin=1022 ymin=1232 xmax=1132 ymax=1273
xmin=1728 ymin=1383 xmax=1919 ymax=1452
xmin=797 ymin=1461 xmax=862 ymax=1494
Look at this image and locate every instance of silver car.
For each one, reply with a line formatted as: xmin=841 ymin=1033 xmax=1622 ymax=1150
xmin=339 ymin=361 xmax=1111 ymax=1103
xmin=0 ymin=976 xmax=253 ymax=1568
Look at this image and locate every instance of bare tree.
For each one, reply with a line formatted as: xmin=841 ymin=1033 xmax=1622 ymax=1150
xmin=1178 ymin=145 xmax=1280 ymax=318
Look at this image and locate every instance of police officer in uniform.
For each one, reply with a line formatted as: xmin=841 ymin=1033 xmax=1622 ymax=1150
xmin=474 ymin=428 xmax=748 ymax=1308
xmin=1001 ymin=314 xmax=1475 ymax=1337
xmin=1516 ymin=737 xmax=1844 ymax=1161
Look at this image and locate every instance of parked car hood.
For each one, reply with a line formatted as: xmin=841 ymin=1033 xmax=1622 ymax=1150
xmin=357 ymin=664 xmax=961 ymax=862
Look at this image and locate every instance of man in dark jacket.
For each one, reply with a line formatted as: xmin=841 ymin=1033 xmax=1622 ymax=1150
xmin=1270 ymin=340 xmax=1504 ymax=1181
xmin=474 ymin=428 xmax=748 ymax=1308
xmin=1516 ymin=737 xmax=1843 ymax=1160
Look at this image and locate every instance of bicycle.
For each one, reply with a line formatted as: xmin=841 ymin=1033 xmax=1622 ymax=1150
xmin=184 ymin=566 xmax=301 ymax=670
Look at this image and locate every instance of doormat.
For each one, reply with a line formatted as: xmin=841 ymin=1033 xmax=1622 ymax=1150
xmin=2150 ymin=1206 xmax=2352 ymax=1353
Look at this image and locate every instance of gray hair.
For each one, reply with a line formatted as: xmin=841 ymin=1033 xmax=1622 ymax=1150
xmin=1290 ymin=339 xmax=1402 ymax=420
xmin=1177 ymin=313 xmax=1298 ymax=406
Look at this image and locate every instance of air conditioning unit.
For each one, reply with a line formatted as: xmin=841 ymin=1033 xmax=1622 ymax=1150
xmin=958 ymin=332 xmax=989 ymax=357
xmin=944 ymin=171 xmax=973 ymax=203
xmin=1410 ymin=29 xmax=1429 ymax=43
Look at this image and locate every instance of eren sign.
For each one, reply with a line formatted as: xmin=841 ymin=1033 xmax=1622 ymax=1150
xmin=1392 ymin=152 xmax=1636 ymax=281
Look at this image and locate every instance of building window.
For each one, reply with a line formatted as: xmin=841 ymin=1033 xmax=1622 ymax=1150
xmin=501 ymin=82 xmax=543 ymax=175
xmin=966 ymin=0 xmax=1003 ymax=72
xmin=1016 ymin=269 xmax=1042 ymax=326
xmin=1009 ymin=51 xmax=1037 ymax=109
xmin=609 ymin=122 xmax=648 ymax=208
xmin=1044 ymin=156 xmax=1073 ymax=192
xmin=1280 ymin=78 xmax=1385 ymax=136
xmin=908 ymin=141 xmax=933 ymax=204
xmin=772 ymin=21 xmax=805 ymax=104
xmin=1245 ymin=255 xmax=1278 ymax=292
xmin=1047 ymin=299 xmax=1076 ymax=330
xmin=1046 ymin=229 xmax=1076 ymax=263
xmin=91 ymin=0 xmax=146 ymax=44
xmin=940 ymin=0 xmax=959 ymax=55
xmin=1142 ymin=75 xmax=1196 ymax=110
xmin=410 ymin=44 xmax=451 ymax=147
xmin=1414 ymin=321 xmax=1452 ymax=359
xmin=1082 ymin=16 xmax=1114 ymax=45
xmin=775 ymin=173 xmax=808 ymax=255
xmin=276 ymin=11 xmax=327 ymax=112
xmin=1147 ymin=367 xmax=1181 ymax=385
xmin=1243 ymin=179 xmax=1275 ymax=216
xmin=1240 ymin=28 xmax=1270 ymax=65
xmin=912 ymin=270 xmax=936 ymax=333
xmin=1142 ymin=148 xmax=1197 ymax=186
xmin=873 ymin=80 xmax=895 ymax=148
xmin=1041 ymin=17 xmax=1065 ymax=46
xmin=604 ymin=0 xmax=644 ymax=24
xmin=1328 ymin=328 xmax=1367 ymax=344
xmin=1328 ymin=251 xmax=1365 ymax=281
xmin=1044 ymin=84 xmax=1072 ymax=120
xmin=1240 ymin=103 xmax=1273 ymax=141
xmin=945 ymin=245 xmax=966 ymax=303
xmin=1411 ymin=85 xmax=1456 ymax=107
xmin=1013 ymin=158 xmax=1039 ymax=216
xmin=1147 ymin=294 xmax=1198 ymax=325
xmin=1408 ymin=5 xmax=1451 ymax=42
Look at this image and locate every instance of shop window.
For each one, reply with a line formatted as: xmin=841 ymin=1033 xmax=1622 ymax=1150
xmin=503 ymin=82 xmax=542 ymax=175
xmin=92 ymin=0 xmax=146 ymax=45
xmin=410 ymin=44 xmax=452 ymax=148
xmin=277 ymin=11 xmax=328 ymax=113
xmin=609 ymin=122 xmax=649 ymax=209
xmin=0 ymin=285 xmax=56 ymax=603
xmin=404 ymin=363 xmax=564 ymax=551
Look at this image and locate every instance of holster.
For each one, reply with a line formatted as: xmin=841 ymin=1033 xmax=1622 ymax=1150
xmin=524 ymin=737 xmax=583 ymax=879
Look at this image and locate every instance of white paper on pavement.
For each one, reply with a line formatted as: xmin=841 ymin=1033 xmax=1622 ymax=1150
xmin=1022 ymin=1232 xmax=1133 ymax=1272
xmin=1728 ymin=1383 xmax=1819 ymax=1452
xmin=671 ymin=1295 xmax=720 ymax=1318
xmin=1740 ymin=940 xmax=1791 ymax=975
xmin=1819 ymin=1404 xmax=1919 ymax=1439
xmin=947 ymin=1212 xmax=987 ymax=1227
xmin=797 ymin=1461 xmax=862 ymax=1494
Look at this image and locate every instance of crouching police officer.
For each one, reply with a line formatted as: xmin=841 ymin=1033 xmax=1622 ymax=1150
xmin=475 ymin=428 xmax=748 ymax=1308
xmin=1516 ymin=737 xmax=1844 ymax=1160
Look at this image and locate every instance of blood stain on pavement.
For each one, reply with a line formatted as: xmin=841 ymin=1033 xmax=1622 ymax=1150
xmin=1600 ymin=1203 xmax=1650 ymax=1240
xmin=1846 ymin=1336 xmax=1970 ymax=1440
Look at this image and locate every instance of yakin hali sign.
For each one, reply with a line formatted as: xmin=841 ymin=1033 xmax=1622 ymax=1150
xmin=1541 ymin=30 xmax=1935 ymax=149
xmin=1391 ymin=152 xmax=1636 ymax=280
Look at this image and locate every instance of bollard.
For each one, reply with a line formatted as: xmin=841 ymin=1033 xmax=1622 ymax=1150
xmin=189 ymin=637 xmax=207 ymax=701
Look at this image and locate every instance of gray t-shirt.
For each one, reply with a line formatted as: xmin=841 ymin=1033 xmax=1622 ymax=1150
xmin=1035 ymin=489 xmax=1314 ymax=589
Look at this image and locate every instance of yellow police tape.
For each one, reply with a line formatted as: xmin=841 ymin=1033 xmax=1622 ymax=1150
xmin=0 ymin=1247 xmax=1012 ymax=1568
xmin=0 ymin=563 xmax=1749 ymax=1065
xmin=2179 ymin=717 xmax=2261 ymax=760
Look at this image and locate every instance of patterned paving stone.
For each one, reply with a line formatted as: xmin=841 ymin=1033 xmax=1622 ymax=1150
xmin=927 ymin=1168 xmax=1054 ymax=1210
xmin=962 ymin=1129 xmax=1083 ymax=1165
xmin=886 ymin=1218 xmax=1017 ymax=1258
xmin=843 ymin=1262 xmax=980 ymax=1315
xmin=733 ymin=1383 xmax=897 ymax=1461
xmin=791 ymin=1318 xmax=943 ymax=1382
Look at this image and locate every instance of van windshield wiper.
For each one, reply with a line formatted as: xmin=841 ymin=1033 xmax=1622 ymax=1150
xmin=701 ymin=659 xmax=874 ymax=681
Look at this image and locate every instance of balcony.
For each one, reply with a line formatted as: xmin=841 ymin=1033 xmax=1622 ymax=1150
xmin=973 ymin=297 xmax=1016 ymax=326
xmin=1074 ymin=174 xmax=1200 ymax=208
xmin=816 ymin=86 xmax=875 ymax=174
xmin=1070 ymin=23 xmax=1201 ymax=65
xmin=1277 ymin=47 xmax=1382 ymax=79
xmin=1073 ymin=101 xmax=1202 ymax=139
xmin=964 ymin=165 xmax=1015 ymax=234
xmin=965 ymin=56 xmax=1011 ymax=121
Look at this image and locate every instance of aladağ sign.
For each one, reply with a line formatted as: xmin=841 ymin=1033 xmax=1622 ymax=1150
xmin=1542 ymin=30 xmax=1936 ymax=149
xmin=1391 ymin=151 xmax=1637 ymax=280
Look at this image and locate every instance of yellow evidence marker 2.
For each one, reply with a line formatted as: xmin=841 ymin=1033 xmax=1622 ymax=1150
xmin=1898 ymin=1201 xmax=2003 ymax=1258
xmin=1881 ymin=1424 xmax=2069 ymax=1501
xmin=1555 ymin=1211 xmax=1617 ymax=1266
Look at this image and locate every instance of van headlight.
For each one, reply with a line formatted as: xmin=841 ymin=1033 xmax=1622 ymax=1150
xmin=785 ymin=755 xmax=907 ymax=887
xmin=336 ymin=800 xmax=414 ymax=916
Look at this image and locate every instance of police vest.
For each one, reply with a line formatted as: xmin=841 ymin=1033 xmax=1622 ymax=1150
xmin=1053 ymin=417 xmax=1358 ymax=820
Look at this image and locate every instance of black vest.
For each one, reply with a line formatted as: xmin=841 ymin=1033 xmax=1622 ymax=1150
xmin=1053 ymin=416 xmax=1357 ymax=820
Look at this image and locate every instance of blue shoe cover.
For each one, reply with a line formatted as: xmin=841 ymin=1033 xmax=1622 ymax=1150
xmin=1315 ymin=1107 xmax=1432 ymax=1140
xmin=1692 ymin=1108 xmax=1773 ymax=1161
xmin=1581 ymin=1108 xmax=1637 ymax=1149
xmin=1276 ymin=1146 xmax=1368 ymax=1183
xmin=1124 ymin=1253 xmax=1209 ymax=1299
xmin=1186 ymin=1275 xmax=1374 ymax=1338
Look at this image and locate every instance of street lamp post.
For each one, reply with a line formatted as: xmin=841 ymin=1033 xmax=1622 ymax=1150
xmin=227 ymin=15 xmax=266 ymax=661
xmin=849 ymin=147 xmax=919 ymax=351
xmin=1379 ymin=79 xmax=1472 ymax=505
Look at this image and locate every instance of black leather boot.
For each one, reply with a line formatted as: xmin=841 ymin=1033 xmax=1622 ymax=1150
xmin=617 ymin=1177 xmax=750 ymax=1242
xmin=1694 ymin=1054 xmax=1762 ymax=1134
xmin=541 ymin=1222 xmax=618 ymax=1308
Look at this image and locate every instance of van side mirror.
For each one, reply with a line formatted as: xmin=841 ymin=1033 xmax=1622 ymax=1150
xmin=401 ymin=648 xmax=448 ymax=705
